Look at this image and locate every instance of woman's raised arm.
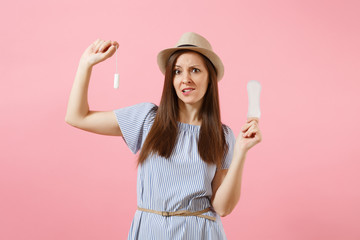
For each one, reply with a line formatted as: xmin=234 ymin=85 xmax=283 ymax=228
xmin=65 ymin=39 xmax=122 ymax=136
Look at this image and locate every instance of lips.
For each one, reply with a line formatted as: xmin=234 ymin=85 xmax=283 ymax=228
xmin=182 ymin=88 xmax=195 ymax=93
xmin=181 ymin=88 xmax=195 ymax=96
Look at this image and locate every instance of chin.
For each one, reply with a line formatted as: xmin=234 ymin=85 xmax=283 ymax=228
xmin=178 ymin=97 xmax=203 ymax=106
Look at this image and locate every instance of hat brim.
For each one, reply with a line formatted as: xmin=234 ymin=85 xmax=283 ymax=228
xmin=157 ymin=47 xmax=224 ymax=81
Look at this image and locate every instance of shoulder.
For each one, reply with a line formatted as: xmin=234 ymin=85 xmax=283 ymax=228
xmin=146 ymin=102 xmax=158 ymax=121
xmin=132 ymin=102 xmax=158 ymax=110
xmin=222 ymin=123 xmax=236 ymax=143
xmin=221 ymin=123 xmax=234 ymax=136
xmin=122 ymin=102 xmax=158 ymax=114
xmin=143 ymin=102 xmax=158 ymax=117
xmin=113 ymin=102 xmax=158 ymax=125
xmin=129 ymin=102 xmax=158 ymax=121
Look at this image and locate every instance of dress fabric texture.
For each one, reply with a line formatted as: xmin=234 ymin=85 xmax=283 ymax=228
xmin=113 ymin=102 xmax=236 ymax=240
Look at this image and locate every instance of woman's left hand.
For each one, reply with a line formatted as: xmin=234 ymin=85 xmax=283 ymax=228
xmin=235 ymin=117 xmax=262 ymax=153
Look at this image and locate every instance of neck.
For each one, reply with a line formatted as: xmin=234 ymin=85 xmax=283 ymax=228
xmin=178 ymin=100 xmax=203 ymax=125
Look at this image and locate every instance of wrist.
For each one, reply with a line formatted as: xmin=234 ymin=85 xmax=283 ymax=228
xmin=234 ymin=147 xmax=248 ymax=159
xmin=79 ymin=59 xmax=93 ymax=70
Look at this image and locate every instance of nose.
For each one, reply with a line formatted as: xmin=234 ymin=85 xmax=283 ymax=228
xmin=182 ymin=71 xmax=192 ymax=84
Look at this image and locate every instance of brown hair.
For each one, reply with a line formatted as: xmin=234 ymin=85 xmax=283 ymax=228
xmin=138 ymin=50 xmax=228 ymax=168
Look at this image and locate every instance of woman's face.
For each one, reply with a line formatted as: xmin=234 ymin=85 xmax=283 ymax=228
xmin=173 ymin=52 xmax=209 ymax=108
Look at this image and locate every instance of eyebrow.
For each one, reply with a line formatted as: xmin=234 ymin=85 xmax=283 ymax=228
xmin=174 ymin=64 xmax=201 ymax=68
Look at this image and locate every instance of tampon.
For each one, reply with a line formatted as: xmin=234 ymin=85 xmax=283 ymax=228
xmin=114 ymin=45 xmax=119 ymax=89
xmin=114 ymin=73 xmax=119 ymax=89
xmin=247 ymin=80 xmax=261 ymax=119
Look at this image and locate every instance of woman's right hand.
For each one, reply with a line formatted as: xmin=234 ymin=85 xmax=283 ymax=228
xmin=80 ymin=39 xmax=119 ymax=68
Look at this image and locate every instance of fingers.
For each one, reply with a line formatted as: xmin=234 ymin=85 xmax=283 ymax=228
xmin=244 ymin=125 xmax=261 ymax=138
xmin=93 ymin=39 xmax=103 ymax=51
xmin=96 ymin=40 xmax=111 ymax=53
xmin=92 ymin=39 xmax=118 ymax=54
xmin=102 ymin=45 xmax=116 ymax=58
xmin=243 ymin=125 xmax=255 ymax=137
xmin=241 ymin=120 xmax=258 ymax=132
xmin=241 ymin=120 xmax=259 ymax=137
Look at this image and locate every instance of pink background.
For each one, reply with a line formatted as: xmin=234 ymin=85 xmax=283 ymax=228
xmin=1 ymin=0 xmax=359 ymax=239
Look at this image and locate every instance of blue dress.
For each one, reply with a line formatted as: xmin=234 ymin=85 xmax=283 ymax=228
xmin=113 ymin=102 xmax=236 ymax=240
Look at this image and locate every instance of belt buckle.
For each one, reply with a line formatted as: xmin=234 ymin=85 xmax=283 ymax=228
xmin=161 ymin=211 xmax=170 ymax=217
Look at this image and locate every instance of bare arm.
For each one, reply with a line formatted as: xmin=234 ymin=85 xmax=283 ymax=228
xmin=211 ymin=118 xmax=262 ymax=217
xmin=65 ymin=39 xmax=122 ymax=136
xmin=211 ymin=149 xmax=247 ymax=217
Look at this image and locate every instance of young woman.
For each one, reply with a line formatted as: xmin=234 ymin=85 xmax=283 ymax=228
xmin=65 ymin=32 xmax=262 ymax=239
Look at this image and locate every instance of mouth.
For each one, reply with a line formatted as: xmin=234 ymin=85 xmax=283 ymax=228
xmin=182 ymin=88 xmax=195 ymax=93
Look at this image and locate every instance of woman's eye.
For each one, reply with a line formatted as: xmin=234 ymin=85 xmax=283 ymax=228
xmin=192 ymin=68 xmax=200 ymax=73
xmin=174 ymin=69 xmax=181 ymax=74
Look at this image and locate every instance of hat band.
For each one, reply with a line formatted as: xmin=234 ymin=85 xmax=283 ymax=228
xmin=177 ymin=44 xmax=197 ymax=48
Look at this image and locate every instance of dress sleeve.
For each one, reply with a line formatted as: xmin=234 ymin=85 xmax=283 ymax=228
xmin=220 ymin=125 xmax=236 ymax=169
xmin=113 ymin=102 xmax=157 ymax=154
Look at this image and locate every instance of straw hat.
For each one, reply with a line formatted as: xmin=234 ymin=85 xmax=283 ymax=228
xmin=157 ymin=32 xmax=224 ymax=81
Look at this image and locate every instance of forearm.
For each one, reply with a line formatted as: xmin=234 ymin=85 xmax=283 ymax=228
xmin=65 ymin=60 xmax=93 ymax=123
xmin=212 ymin=148 xmax=247 ymax=216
